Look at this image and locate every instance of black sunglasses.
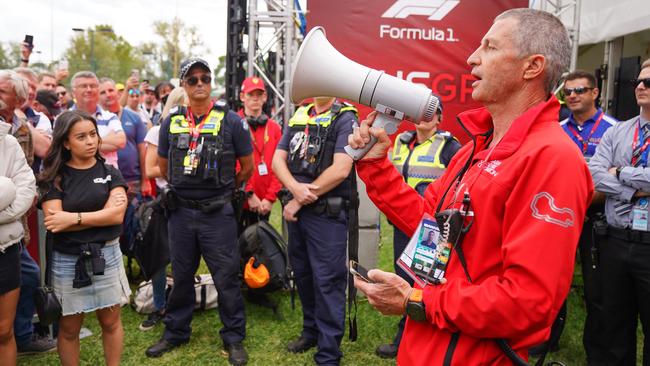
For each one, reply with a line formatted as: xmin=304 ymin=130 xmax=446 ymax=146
xmin=563 ymin=86 xmax=593 ymax=96
xmin=632 ymin=78 xmax=650 ymax=88
xmin=185 ymin=75 xmax=212 ymax=86
xmin=56 ymin=91 xmax=67 ymax=97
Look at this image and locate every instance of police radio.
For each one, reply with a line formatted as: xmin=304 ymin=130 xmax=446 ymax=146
xmin=290 ymin=26 xmax=440 ymax=160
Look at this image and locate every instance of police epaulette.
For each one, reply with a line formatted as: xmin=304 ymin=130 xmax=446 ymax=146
xmin=213 ymin=99 xmax=229 ymax=113
xmin=330 ymin=102 xmax=343 ymax=115
xmin=399 ymin=130 xmax=416 ymax=143
xmin=439 ymin=131 xmax=460 ymax=143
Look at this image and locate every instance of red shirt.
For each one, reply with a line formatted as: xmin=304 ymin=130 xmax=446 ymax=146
xmin=357 ymin=96 xmax=593 ymax=365
xmin=237 ymin=110 xmax=283 ymax=204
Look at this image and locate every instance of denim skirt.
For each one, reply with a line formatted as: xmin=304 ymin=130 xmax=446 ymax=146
xmin=52 ymin=239 xmax=131 ymax=316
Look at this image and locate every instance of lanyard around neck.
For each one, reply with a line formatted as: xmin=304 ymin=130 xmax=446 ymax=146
xmin=186 ymin=102 xmax=214 ymax=150
xmin=566 ymin=112 xmax=604 ymax=154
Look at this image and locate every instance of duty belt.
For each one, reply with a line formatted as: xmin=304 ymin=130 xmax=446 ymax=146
xmin=608 ymin=225 xmax=650 ymax=244
xmin=303 ymin=196 xmax=348 ymax=217
xmin=175 ymin=194 xmax=231 ymax=214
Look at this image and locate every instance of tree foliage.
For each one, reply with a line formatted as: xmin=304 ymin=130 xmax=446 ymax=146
xmin=151 ymin=17 xmax=208 ymax=81
xmin=0 ymin=42 xmax=22 ymax=69
xmin=30 ymin=18 xmax=217 ymax=86
xmin=63 ymin=25 xmax=144 ymax=84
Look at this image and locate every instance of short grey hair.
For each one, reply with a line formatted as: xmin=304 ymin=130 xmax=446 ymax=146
xmin=495 ymin=8 xmax=571 ymax=94
xmin=0 ymin=70 xmax=29 ymax=102
xmin=99 ymin=77 xmax=116 ymax=87
xmin=70 ymin=71 xmax=98 ymax=89
xmin=13 ymin=67 xmax=38 ymax=84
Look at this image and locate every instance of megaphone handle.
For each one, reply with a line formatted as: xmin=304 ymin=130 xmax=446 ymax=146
xmin=345 ymin=113 xmax=400 ymax=161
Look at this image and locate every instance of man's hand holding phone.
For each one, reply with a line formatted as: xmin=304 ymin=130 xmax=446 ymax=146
xmin=352 ymin=263 xmax=415 ymax=316
xmin=349 ymin=260 xmax=373 ymax=283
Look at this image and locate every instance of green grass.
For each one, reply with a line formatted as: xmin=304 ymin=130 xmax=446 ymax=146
xmin=16 ymin=203 xmax=642 ymax=365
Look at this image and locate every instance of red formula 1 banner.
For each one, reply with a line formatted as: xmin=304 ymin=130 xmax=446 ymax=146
xmin=306 ymin=0 xmax=528 ymax=142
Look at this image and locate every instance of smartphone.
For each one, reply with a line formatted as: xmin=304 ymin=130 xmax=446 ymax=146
xmin=349 ymin=260 xmax=373 ymax=283
xmin=24 ymin=35 xmax=34 ymax=50
xmin=59 ymin=59 xmax=68 ymax=71
xmin=131 ymin=69 xmax=140 ymax=80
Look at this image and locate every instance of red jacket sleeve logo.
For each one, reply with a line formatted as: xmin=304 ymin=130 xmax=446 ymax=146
xmin=530 ymin=192 xmax=575 ymax=228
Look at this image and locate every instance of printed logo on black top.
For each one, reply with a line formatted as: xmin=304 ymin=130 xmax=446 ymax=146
xmin=93 ymin=175 xmax=112 ymax=184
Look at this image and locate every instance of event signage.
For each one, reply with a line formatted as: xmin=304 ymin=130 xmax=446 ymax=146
xmin=306 ymin=0 xmax=528 ymax=141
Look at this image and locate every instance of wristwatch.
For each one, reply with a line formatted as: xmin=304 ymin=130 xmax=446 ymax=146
xmin=616 ymin=167 xmax=622 ymax=180
xmin=405 ymin=288 xmax=426 ymax=322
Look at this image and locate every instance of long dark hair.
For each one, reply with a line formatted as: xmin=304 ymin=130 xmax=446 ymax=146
xmin=37 ymin=110 xmax=104 ymax=192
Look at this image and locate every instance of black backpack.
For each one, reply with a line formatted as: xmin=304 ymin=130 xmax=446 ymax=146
xmin=239 ymin=220 xmax=291 ymax=293
xmin=131 ymin=197 xmax=170 ymax=281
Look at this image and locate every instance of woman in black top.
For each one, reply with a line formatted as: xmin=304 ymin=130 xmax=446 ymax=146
xmin=38 ymin=110 xmax=129 ymax=366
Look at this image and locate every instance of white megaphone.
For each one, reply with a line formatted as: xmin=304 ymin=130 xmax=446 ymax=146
xmin=291 ymin=26 xmax=440 ymax=161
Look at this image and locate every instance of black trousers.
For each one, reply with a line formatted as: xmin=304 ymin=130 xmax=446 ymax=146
xmin=163 ymin=203 xmax=246 ymax=345
xmin=579 ymin=213 xmax=606 ymax=362
xmin=588 ymin=233 xmax=650 ymax=366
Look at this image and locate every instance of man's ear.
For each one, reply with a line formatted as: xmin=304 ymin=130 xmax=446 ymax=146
xmin=522 ymin=54 xmax=546 ymax=81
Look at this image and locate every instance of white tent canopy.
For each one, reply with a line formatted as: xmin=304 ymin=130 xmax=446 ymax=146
xmin=579 ymin=0 xmax=650 ymax=45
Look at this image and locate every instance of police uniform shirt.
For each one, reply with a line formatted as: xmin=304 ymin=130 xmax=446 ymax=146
xmin=560 ymin=108 xmax=617 ymax=159
xmin=276 ymin=106 xmax=355 ymax=184
xmin=589 ymin=114 xmax=650 ymax=229
xmin=158 ymin=109 xmax=253 ymax=200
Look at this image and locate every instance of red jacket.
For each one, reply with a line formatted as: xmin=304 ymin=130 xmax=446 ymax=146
xmin=357 ymin=96 xmax=593 ymax=365
xmin=237 ymin=111 xmax=283 ymax=204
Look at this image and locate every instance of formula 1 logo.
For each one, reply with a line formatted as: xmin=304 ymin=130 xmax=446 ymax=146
xmin=382 ymin=0 xmax=460 ymax=21
xmin=530 ymin=192 xmax=575 ymax=228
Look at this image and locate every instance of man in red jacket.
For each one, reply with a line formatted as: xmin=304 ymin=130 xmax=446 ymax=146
xmin=238 ymin=76 xmax=282 ymax=226
xmin=350 ymin=9 xmax=593 ymax=365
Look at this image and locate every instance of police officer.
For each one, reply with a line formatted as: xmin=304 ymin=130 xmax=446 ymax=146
xmin=145 ymin=58 xmax=253 ymax=366
xmin=588 ymin=59 xmax=650 ymax=366
xmin=558 ymin=70 xmax=617 ymax=361
xmin=376 ymin=102 xmax=460 ymax=359
xmin=272 ymin=96 xmax=356 ymax=365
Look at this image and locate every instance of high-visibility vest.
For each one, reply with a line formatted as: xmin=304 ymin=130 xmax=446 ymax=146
xmin=167 ymin=105 xmax=235 ymax=191
xmin=286 ymin=102 xmax=357 ymax=178
xmin=390 ymin=130 xmax=450 ymax=192
xmin=286 ymin=102 xmax=358 ymax=198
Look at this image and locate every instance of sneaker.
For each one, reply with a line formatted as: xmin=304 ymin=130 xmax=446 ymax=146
xmin=145 ymin=338 xmax=187 ymax=358
xmin=375 ymin=343 xmax=398 ymax=359
xmin=17 ymin=335 xmax=57 ymax=355
xmin=139 ymin=311 xmax=164 ymax=331
xmin=224 ymin=342 xmax=248 ymax=366
xmin=286 ymin=336 xmax=317 ymax=353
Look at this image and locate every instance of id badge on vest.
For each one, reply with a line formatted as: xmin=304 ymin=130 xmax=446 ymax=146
xmin=258 ymin=162 xmax=268 ymax=176
xmin=632 ymin=198 xmax=649 ymax=231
